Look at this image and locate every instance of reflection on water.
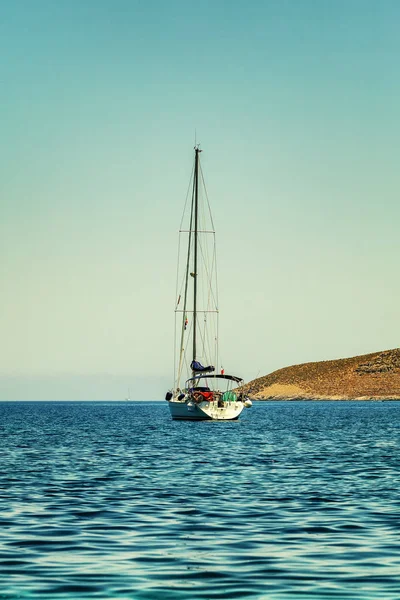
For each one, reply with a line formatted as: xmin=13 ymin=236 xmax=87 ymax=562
xmin=1 ymin=400 xmax=400 ymax=599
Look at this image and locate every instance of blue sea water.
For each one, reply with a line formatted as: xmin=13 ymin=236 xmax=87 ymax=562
xmin=0 ymin=400 xmax=400 ymax=600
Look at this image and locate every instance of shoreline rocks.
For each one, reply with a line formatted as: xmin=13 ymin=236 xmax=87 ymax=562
xmin=243 ymin=349 xmax=400 ymax=401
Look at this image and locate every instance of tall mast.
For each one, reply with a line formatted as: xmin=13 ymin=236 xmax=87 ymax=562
xmin=192 ymin=146 xmax=201 ymax=365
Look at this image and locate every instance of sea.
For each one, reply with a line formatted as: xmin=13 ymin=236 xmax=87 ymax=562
xmin=1 ymin=400 xmax=399 ymax=600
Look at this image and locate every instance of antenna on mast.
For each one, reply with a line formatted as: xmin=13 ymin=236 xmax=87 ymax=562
xmin=194 ymin=130 xmax=202 ymax=151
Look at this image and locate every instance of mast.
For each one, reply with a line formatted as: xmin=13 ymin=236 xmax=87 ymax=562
xmin=192 ymin=146 xmax=201 ymax=365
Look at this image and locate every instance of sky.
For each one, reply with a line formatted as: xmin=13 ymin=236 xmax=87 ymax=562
xmin=1 ymin=0 xmax=399 ymax=400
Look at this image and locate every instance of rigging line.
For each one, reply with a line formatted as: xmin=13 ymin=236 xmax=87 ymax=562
xmin=177 ymin=319 xmax=193 ymax=386
xmin=179 ymin=318 xmax=195 ymax=387
xmin=177 ymin=318 xmax=192 ymax=387
xmin=205 ymin=318 xmax=215 ymax=367
xmin=201 ymin=191 xmax=219 ymax=311
xmin=195 ymin=223 xmax=218 ymax=367
xmin=173 ymin=311 xmax=177 ymax=388
xmin=206 ymin=234 xmax=218 ymax=310
xmin=177 ymin=174 xmax=195 ymax=385
xmin=197 ymin=314 xmax=208 ymax=364
xmin=176 ymin=234 xmax=194 ymax=306
xmin=202 ymin=316 xmax=214 ymax=370
xmin=198 ymin=172 xmax=219 ymax=370
xmin=197 ymin=232 xmax=218 ymax=312
xmin=204 ymin=296 xmax=218 ymax=362
xmin=213 ymin=230 xmax=219 ymax=314
xmin=196 ymin=181 xmax=218 ymax=311
xmin=216 ymin=329 xmax=220 ymax=378
xmin=197 ymin=299 xmax=218 ymax=367
xmin=176 ymin=310 xmax=219 ymax=314
xmin=198 ymin=207 xmax=212 ymax=286
xmin=175 ymin=233 xmax=182 ymax=310
xmin=179 ymin=163 xmax=195 ymax=231
xmin=175 ymin=160 xmax=195 ymax=387
xmin=199 ymin=162 xmax=215 ymax=232
xmin=215 ymin=241 xmax=219 ymax=372
xmin=177 ymin=268 xmax=188 ymax=310
xmin=196 ymin=281 xmax=212 ymax=360
xmin=199 ymin=309 xmax=208 ymax=356
xmin=198 ymin=176 xmax=220 ymax=371
xmin=199 ymin=235 xmax=216 ymax=338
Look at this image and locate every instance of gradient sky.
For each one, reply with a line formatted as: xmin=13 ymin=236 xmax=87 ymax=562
xmin=1 ymin=0 xmax=399 ymax=400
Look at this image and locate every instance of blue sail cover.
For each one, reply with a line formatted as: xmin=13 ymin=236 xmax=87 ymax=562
xmin=190 ymin=361 xmax=215 ymax=373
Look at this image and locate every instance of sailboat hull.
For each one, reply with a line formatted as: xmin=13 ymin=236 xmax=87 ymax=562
xmin=168 ymin=399 xmax=244 ymax=421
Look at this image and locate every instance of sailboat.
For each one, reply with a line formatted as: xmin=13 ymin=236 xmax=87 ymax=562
xmin=165 ymin=146 xmax=252 ymax=420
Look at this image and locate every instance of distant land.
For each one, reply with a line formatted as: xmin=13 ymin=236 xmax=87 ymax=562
xmin=245 ymin=349 xmax=400 ymax=400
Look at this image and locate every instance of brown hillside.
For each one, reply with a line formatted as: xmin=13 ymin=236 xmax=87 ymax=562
xmin=245 ymin=349 xmax=400 ymax=400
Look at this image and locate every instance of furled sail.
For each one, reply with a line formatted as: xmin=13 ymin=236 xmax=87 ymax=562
xmin=190 ymin=360 xmax=215 ymax=373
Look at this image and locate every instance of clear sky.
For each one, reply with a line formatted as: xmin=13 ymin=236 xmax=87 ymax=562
xmin=1 ymin=0 xmax=399 ymax=400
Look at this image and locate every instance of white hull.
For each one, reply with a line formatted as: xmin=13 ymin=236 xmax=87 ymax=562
xmin=168 ymin=398 xmax=244 ymax=421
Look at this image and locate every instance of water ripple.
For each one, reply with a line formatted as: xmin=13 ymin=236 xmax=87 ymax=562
xmin=0 ymin=400 xmax=400 ymax=598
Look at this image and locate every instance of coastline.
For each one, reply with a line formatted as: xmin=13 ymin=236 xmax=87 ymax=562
xmin=254 ymin=396 xmax=400 ymax=401
xmin=244 ymin=349 xmax=400 ymax=402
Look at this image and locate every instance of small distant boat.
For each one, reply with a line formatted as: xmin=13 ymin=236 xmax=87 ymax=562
xmin=165 ymin=146 xmax=252 ymax=420
xmin=125 ymin=388 xmax=131 ymax=402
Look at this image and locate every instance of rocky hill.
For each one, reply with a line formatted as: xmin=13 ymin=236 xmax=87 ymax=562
xmin=245 ymin=349 xmax=400 ymax=400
